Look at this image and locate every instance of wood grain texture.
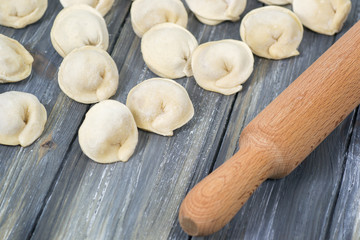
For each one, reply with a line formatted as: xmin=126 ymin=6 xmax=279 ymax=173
xmin=0 ymin=1 xmax=131 ymax=239
xmin=181 ymin=14 xmax=360 ymax=238
xmin=30 ymin=11 xmax=244 ymax=240
xmin=193 ymin=1 xmax=360 ymax=239
xmin=326 ymin=4 xmax=360 ymax=240
xmin=327 ymin=110 xmax=360 ymax=240
xmin=0 ymin=0 xmax=358 ymax=240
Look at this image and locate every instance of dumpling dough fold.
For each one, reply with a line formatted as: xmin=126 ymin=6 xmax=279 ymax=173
xmin=0 ymin=34 xmax=33 ymax=83
xmin=58 ymin=46 xmax=119 ymax=104
xmin=192 ymin=40 xmax=254 ymax=95
xmin=0 ymin=0 xmax=48 ymax=28
xmin=50 ymin=4 xmax=109 ymax=57
xmin=185 ymin=0 xmax=246 ymax=25
xmin=131 ymin=0 xmax=188 ymax=37
xmin=60 ymin=0 xmax=115 ymax=16
xmin=240 ymin=6 xmax=303 ymax=59
xmin=258 ymin=0 xmax=292 ymax=5
xmin=0 ymin=91 xmax=47 ymax=147
xmin=126 ymin=78 xmax=194 ymax=136
xmin=79 ymin=100 xmax=138 ymax=163
xmin=292 ymin=0 xmax=351 ymax=35
xmin=141 ymin=23 xmax=198 ymax=79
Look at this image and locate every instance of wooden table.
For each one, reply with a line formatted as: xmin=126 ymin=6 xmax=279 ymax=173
xmin=0 ymin=1 xmax=359 ymax=239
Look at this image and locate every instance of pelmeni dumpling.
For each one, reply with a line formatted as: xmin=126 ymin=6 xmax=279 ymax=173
xmin=240 ymin=6 xmax=303 ymax=60
xmin=141 ymin=23 xmax=198 ymax=79
xmin=258 ymin=0 xmax=292 ymax=5
xmin=131 ymin=0 xmax=188 ymax=37
xmin=292 ymin=0 xmax=351 ymax=35
xmin=58 ymin=46 xmax=119 ymax=104
xmin=0 ymin=0 xmax=48 ymax=28
xmin=50 ymin=4 xmax=109 ymax=57
xmin=126 ymin=78 xmax=194 ymax=136
xmin=0 ymin=34 xmax=34 ymax=83
xmin=192 ymin=40 xmax=254 ymax=95
xmin=60 ymin=0 xmax=114 ymax=16
xmin=79 ymin=100 xmax=138 ymax=163
xmin=185 ymin=0 xmax=246 ymax=25
xmin=0 ymin=91 xmax=47 ymax=147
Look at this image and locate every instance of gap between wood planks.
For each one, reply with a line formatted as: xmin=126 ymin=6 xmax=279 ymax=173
xmin=26 ymin=112 xmax=86 ymax=240
xmin=185 ymin=36 xmax=359 ymax=240
xmin=26 ymin=2 xmax=360 ymax=239
xmin=324 ymin=107 xmax=359 ymax=240
xmin=26 ymin=7 xmax=132 ymax=240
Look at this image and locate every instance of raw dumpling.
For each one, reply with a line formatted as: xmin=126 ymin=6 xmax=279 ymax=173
xmin=126 ymin=78 xmax=194 ymax=136
xmin=60 ymin=0 xmax=114 ymax=16
xmin=141 ymin=23 xmax=198 ymax=79
xmin=79 ymin=100 xmax=138 ymax=163
xmin=58 ymin=46 xmax=119 ymax=104
xmin=292 ymin=0 xmax=351 ymax=35
xmin=50 ymin=4 xmax=109 ymax=57
xmin=0 ymin=91 xmax=47 ymax=147
xmin=0 ymin=34 xmax=33 ymax=83
xmin=185 ymin=0 xmax=246 ymax=25
xmin=258 ymin=0 xmax=292 ymax=5
xmin=131 ymin=0 xmax=188 ymax=37
xmin=191 ymin=40 xmax=254 ymax=95
xmin=0 ymin=0 xmax=48 ymax=28
xmin=240 ymin=6 xmax=303 ymax=59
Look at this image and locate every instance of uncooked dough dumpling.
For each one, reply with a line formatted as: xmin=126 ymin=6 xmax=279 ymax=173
xmin=0 ymin=91 xmax=47 ymax=147
xmin=60 ymin=0 xmax=114 ymax=16
xmin=141 ymin=23 xmax=198 ymax=79
xmin=0 ymin=34 xmax=34 ymax=83
xmin=240 ymin=6 xmax=303 ymax=60
xmin=126 ymin=78 xmax=194 ymax=136
xmin=131 ymin=0 xmax=188 ymax=37
xmin=258 ymin=0 xmax=292 ymax=5
xmin=79 ymin=100 xmax=138 ymax=163
xmin=185 ymin=0 xmax=246 ymax=25
xmin=58 ymin=46 xmax=119 ymax=104
xmin=50 ymin=4 xmax=109 ymax=57
xmin=192 ymin=40 xmax=254 ymax=95
xmin=0 ymin=0 xmax=48 ymax=28
xmin=293 ymin=0 xmax=351 ymax=35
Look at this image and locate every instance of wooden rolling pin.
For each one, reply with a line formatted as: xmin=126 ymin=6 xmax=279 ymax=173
xmin=179 ymin=20 xmax=360 ymax=236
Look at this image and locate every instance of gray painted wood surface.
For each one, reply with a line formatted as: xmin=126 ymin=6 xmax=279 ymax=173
xmin=0 ymin=1 xmax=359 ymax=239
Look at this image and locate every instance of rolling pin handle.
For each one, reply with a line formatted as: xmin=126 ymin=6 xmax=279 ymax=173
xmin=180 ymin=20 xmax=360 ymax=236
xmin=179 ymin=141 xmax=275 ymax=236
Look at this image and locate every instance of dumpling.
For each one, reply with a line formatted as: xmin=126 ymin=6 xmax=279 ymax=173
xmin=141 ymin=23 xmax=198 ymax=79
xmin=185 ymin=0 xmax=246 ymax=25
xmin=258 ymin=0 xmax=292 ymax=5
xmin=50 ymin=4 xmax=109 ymax=57
xmin=0 ymin=91 xmax=47 ymax=147
xmin=191 ymin=40 xmax=254 ymax=95
xmin=126 ymin=78 xmax=194 ymax=136
xmin=58 ymin=46 xmax=119 ymax=104
xmin=78 ymin=100 xmax=138 ymax=163
xmin=59 ymin=0 xmax=114 ymax=16
xmin=292 ymin=0 xmax=351 ymax=35
xmin=0 ymin=0 xmax=47 ymax=28
xmin=131 ymin=0 xmax=188 ymax=37
xmin=240 ymin=6 xmax=303 ymax=59
xmin=0 ymin=34 xmax=34 ymax=83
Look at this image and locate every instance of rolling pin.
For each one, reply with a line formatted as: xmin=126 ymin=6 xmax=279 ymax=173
xmin=179 ymin=20 xmax=360 ymax=236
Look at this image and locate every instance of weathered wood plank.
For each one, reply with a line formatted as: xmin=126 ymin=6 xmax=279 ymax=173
xmin=30 ymin=1 xmax=266 ymax=239
xmin=326 ymin=2 xmax=360 ymax=239
xmin=0 ymin=1 xmax=131 ymax=239
xmin=1 ymin=0 xmax=359 ymax=240
xmin=326 ymin=110 xmax=359 ymax=240
xmin=192 ymin=1 xmax=360 ymax=239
